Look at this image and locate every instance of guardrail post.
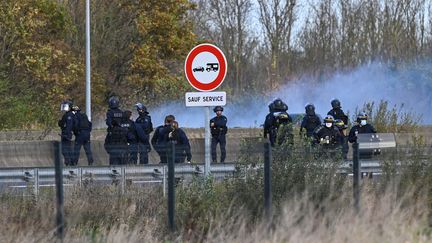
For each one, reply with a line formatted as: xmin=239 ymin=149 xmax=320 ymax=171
xmin=54 ymin=141 xmax=65 ymax=242
xmin=168 ymin=141 xmax=176 ymax=232
xmin=264 ymin=142 xmax=272 ymax=220
xmin=34 ymin=168 xmax=39 ymax=199
xmin=353 ymin=142 xmax=361 ymax=212
xmin=78 ymin=168 xmax=83 ymax=188
xmin=121 ymin=167 xmax=126 ymax=195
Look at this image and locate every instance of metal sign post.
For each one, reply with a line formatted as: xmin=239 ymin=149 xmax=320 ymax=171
xmin=204 ymin=107 xmax=211 ymax=176
xmin=184 ymin=43 xmax=228 ymax=177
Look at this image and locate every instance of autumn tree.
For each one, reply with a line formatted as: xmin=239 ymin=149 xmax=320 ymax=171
xmin=62 ymin=0 xmax=197 ymax=107
xmin=0 ymin=0 xmax=98 ymax=129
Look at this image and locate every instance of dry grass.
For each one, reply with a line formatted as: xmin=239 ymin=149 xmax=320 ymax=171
xmin=1 ymin=180 xmax=431 ymax=243
xmin=205 ymin=183 xmax=430 ymax=243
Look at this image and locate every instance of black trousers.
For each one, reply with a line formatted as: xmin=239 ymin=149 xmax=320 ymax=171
xmin=211 ymin=135 xmax=226 ymax=163
xmin=61 ymin=139 xmax=74 ymax=166
xmin=73 ymin=132 xmax=94 ymax=165
xmin=138 ymin=143 xmax=150 ymax=164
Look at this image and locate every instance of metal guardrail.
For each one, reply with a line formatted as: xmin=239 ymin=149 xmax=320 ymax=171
xmin=0 ymin=161 xmax=384 ymax=196
xmin=0 ymin=163 xmax=237 ymax=196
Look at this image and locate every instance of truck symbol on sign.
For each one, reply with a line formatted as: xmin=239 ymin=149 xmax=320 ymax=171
xmin=206 ymin=63 xmax=219 ymax=72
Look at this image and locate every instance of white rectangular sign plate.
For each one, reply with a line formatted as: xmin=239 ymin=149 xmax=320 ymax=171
xmin=185 ymin=92 xmax=226 ymax=107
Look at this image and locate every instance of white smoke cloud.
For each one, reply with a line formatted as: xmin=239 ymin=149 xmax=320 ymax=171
xmin=95 ymin=61 xmax=432 ymax=128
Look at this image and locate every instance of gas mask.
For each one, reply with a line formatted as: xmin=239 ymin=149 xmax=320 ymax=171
xmin=360 ymin=120 xmax=367 ymax=126
xmin=325 ymin=123 xmax=332 ymax=128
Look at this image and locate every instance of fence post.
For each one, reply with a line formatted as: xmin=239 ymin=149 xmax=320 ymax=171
xmin=264 ymin=142 xmax=272 ymax=220
xmin=54 ymin=141 xmax=65 ymax=242
xmin=353 ymin=142 xmax=361 ymax=212
xmin=168 ymin=141 xmax=176 ymax=232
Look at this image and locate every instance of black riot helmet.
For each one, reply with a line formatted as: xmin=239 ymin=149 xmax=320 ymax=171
xmin=135 ymin=102 xmax=148 ymax=115
xmin=356 ymin=112 xmax=368 ymax=122
xmin=305 ymin=103 xmax=315 ymax=115
xmin=273 ymin=98 xmax=288 ymax=112
xmin=268 ymin=102 xmax=275 ymax=112
xmin=273 ymin=98 xmax=283 ymax=107
xmin=334 ymin=119 xmax=345 ymax=129
xmin=60 ymin=100 xmax=73 ymax=112
xmin=108 ymin=96 xmax=120 ymax=109
xmin=331 ymin=99 xmax=341 ymax=109
xmin=323 ymin=115 xmax=335 ymax=123
xmin=213 ymin=106 xmax=223 ymax=112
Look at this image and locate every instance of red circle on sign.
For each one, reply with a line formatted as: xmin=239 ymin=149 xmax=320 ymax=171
xmin=184 ymin=44 xmax=227 ymax=91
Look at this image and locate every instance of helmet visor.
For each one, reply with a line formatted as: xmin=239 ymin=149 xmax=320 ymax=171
xmin=60 ymin=103 xmax=70 ymax=112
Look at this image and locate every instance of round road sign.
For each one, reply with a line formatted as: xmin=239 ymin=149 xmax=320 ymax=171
xmin=184 ymin=44 xmax=227 ymax=92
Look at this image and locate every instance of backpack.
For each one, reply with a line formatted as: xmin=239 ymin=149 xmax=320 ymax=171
xmin=111 ymin=110 xmax=124 ymax=127
xmin=78 ymin=113 xmax=91 ymax=130
xmin=305 ymin=115 xmax=319 ymax=131
xmin=109 ymin=126 xmax=128 ymax=145
xmin=127 ymin=122 xmax=138 ymax=143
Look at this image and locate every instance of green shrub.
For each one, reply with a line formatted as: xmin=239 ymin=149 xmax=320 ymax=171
xmin=353 ymin=100 xmax=420 ymax=132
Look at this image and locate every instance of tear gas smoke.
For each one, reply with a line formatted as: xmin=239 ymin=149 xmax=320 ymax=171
xmin=149 ymin=62 xmax=431 ymax=128
xmin=95 ymin=62 xmax=432 ymax=128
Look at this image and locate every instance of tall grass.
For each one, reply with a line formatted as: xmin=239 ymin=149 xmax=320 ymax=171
xmin=1 ymin=181 xmax=432 ymax=242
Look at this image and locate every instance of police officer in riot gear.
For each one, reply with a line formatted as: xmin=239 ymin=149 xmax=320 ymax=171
xmin=167 ymin=121 xmax=192 ymax=163
xmin=71 ymin=105 xmax=94 ymax=165
xmin=327 ymin=99 xmax=348 ymax=125
xmin=264 ymin=98 xmax=293 ymax=147
xmin=106 ymin=96 xmax=123 ymax=131
xmin=327 ymin=99 xmax=349 ymax=158
xmin=210 ymin=106 xmax=228 ymax=163
xmin=121 ymin=110 xmax=148 ymax=164
xmin=123 ymin=110 xmax=138 ymax=164
xmin=348 ymin=112 xmax=377 ymax=143
xmin=349 ymin=112 xmax=378 ymax=159
xmin=313 ymin=115 xmax=343 ymax=149
xmin=135 ymin=103 xmax=153 ymax=164
xmin=105 ymin=119 xmax=128 ymax=165
xmin=152 ymin=115 xmax=175 ymax=163
xmin=58 ymin=100 xmax=75 ymax=166
xmin=333 ymin=119 xmax=347 ymax=132
xmin=105 ymin=96 xmax=124 ymax=157
xmin=300 ymin=103 xmax=321 ymax=138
